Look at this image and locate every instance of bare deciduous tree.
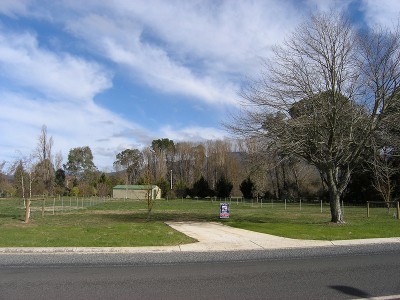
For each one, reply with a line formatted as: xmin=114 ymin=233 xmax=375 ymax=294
xmin=54 ymin=151 xmax=63 ymax=171
xmin=228 ymin=11 xmax=400 ymax=223
xmin=36 ymin=125 xmax=53 ymax=162
xmin=371 ymin=148 xmax=396 ymax=204
xmin=35 ymin=125 xmax=55 ymax=194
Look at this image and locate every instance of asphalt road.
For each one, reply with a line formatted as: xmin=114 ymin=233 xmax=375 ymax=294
xmin=1 ymin=244 xmax=400 ymax=300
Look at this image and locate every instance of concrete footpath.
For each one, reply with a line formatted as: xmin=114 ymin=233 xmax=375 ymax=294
xmin=0 ymin=222 xmax=399 ymax=254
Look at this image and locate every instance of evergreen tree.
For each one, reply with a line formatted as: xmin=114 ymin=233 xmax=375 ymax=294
xmin=191 ymin=176 xmax=212 ymax=198
xmin=215 ymin=175 xmax=233 ymax=198
xmin=240 ymin=177 xmax=255 ymax=199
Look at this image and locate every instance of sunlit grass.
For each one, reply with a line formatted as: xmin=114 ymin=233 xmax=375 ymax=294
xmin=0 ymin=198 xmax=399 ymax=246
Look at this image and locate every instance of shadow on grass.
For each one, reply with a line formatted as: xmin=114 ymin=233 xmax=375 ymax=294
xmin=94 ymin=210 xmax=290 ymax=224
xmin=0 ymin=213 xmax=25 ymax=223
xmin=0 ymin=213 xmax=21 ymax=218
xmin=98 ymin=211 xmax=220 ymax=223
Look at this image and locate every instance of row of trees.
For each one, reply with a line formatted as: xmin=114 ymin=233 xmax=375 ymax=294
xmin=113 ymin=138 xmax=241 ymax=198
xmin=0 ymin=129 xmax=246 ymax=199
xmin=1 ymin=123 xmax=399 ymax=212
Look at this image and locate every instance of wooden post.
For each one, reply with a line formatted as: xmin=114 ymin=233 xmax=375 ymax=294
xmin=42 ymin=199 xmax=45 ymax=217
xmin=397 ymin=201 xmax=399 ymax=220
xmin=25 ymin=198 xmax=31 ymax=223
xmin=367 ymin=201 xmax=370 ymax=218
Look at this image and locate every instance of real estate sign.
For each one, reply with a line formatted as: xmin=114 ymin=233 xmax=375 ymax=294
xmin=219 ymin=203 xmax=230 ymax=219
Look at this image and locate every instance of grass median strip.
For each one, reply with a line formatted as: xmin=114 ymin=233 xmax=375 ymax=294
xmin=0 ymin=198 xmax=399 ymax=246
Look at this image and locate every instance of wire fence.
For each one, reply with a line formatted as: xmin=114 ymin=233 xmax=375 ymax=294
xmin=166 ymin=196 xmax=363 ymax=210
xmin=20 ymin=195 xmax=399 ymax=220
xmin=162 ymin=197 xmax=400 ymax=219
xmin=27 ymin=196 xmax=112 ymax=216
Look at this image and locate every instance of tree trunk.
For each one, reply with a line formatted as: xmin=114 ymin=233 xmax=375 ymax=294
xmin=274 ymin=166 xmax=281 ymax=200
xmin=329 ymin=190 xmax=343 ymax=223
xmin=268 ymin=170 xmax=278 ymax=200
xmin=291 ymin=165 xmax=301 ymax=199
xmin=326 ymin=168 xmax=345 ymax=223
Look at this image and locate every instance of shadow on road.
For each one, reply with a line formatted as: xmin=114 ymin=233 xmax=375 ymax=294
xmin=329 ymin=285 xmax=370 ymax=298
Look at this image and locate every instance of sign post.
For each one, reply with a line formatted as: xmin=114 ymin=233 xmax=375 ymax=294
xmin=219 ymin=203 xmax=230 ymax=219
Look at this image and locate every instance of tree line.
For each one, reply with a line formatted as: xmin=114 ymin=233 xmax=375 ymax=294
xmin=0 ymin=128 xmax=244 ymax=199
xmin=0 ymin=122 xmax=399 ymax=207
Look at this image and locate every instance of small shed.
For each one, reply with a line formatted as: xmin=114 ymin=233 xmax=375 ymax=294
xmin=112 ymin=185 xmax=162 ymax=200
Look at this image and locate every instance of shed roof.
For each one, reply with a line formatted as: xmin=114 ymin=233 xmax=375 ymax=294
xmin=113 ymin=185 xmax=158 ymax=190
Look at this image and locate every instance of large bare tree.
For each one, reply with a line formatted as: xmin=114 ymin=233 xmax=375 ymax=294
xmin=229 ymin=11 xmax=400 ymax=223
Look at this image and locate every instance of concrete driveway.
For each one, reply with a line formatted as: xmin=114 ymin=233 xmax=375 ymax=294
xmin=167 ymin=222 xmax=400 ymax=252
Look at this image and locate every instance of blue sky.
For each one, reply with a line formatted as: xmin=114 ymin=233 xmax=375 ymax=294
xmin=0 ymin=0 xmax=399 ymax=171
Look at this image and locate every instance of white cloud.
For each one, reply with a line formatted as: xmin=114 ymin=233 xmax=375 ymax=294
xmin=160 ymin=125 xmax=226 ymax=143
xmin=0 ymin=91 xmax=152 ymax=170
xmin=0 ymin=29 xmax=112 ymax=102
xmin=103 ymin=39 xmax=239 ymax=106
xmin=103 ymin=0 xmax=299 ymax=69
xmin=65 ymin=14 xmax=240 ymax=106
xmin=62 ymin=1 xmax=302 ymax=106
xmin=0 ymin=0 xmax=29 ymax=17
xmin=304 ymin=0 xmax=352 ymax=12
xmin=0 ymin=29 xmax=148 ymax=169
xmin=361 ymin=0 xmax=400 ymax=28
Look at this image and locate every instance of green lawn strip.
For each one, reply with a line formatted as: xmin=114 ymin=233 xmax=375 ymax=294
xmin=0 ymin=214 xmax=195 ymax=247
xmin=226 ymin=218 xmax=400 ymax=240
xmin=224 ymin=204 xmax=400 ymax=240
xmin=0 ymin=222 xmax=194 ymax=247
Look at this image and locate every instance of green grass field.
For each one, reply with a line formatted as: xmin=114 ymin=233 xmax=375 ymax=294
xmin=0 ymin=198 xmax=399 ymax=247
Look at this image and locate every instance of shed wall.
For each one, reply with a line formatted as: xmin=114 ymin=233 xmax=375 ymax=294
xmin=112 ymin=187 xmax=161 ymax=200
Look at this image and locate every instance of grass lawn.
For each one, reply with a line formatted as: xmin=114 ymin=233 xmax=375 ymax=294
xmin=225 ymin=206 xmax=400 ymax=240
xmin=0 ymin=198 xmax=399 ymax=247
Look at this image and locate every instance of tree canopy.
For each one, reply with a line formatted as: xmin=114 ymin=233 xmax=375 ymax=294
xmin=113 ymin=149 xmax=144 ymax=184
xmin=64 ymin=146 xmax=97 ymax=178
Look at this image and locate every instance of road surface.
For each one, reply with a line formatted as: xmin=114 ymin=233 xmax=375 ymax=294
xmin=1 ymin=244 xmax=399 ymax=299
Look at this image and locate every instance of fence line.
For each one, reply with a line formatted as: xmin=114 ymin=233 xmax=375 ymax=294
xmin=26 ymin=196 xmax=398 ymax=219
xmin=28 ymin=196 xmax=112 ymax=217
